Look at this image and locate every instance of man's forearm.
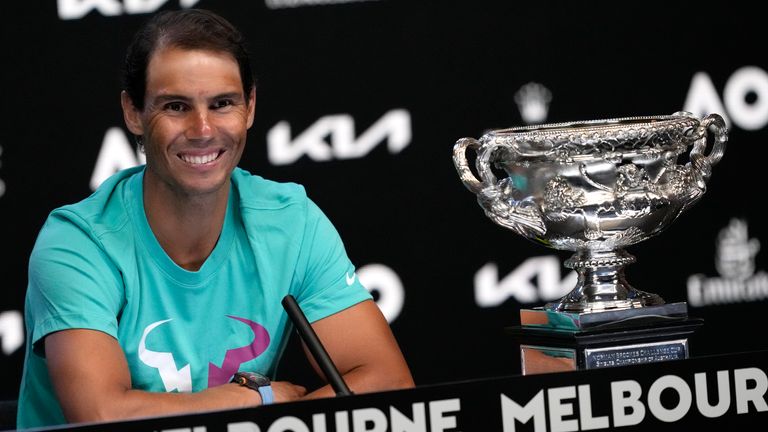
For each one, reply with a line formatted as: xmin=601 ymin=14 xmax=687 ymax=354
xmin=65 ymin=383 xmax=260 ymax=424
xmin=302 ymin=364 xmax=415 ymax=400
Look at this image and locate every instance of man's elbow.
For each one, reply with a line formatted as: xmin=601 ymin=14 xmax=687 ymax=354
xmin=61 ymin=389 xmax=141 ymax=424
xmin=390 ymin=374 xmax=416 ymax=390
xmin=376 ymin=368 xmax=415 ymax=391
xmin=64 ymin=406 xmax=122 ymax=425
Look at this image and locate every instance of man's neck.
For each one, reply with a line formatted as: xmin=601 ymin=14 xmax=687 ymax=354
xmin=143 ymin=172 xmax=230 ymax=272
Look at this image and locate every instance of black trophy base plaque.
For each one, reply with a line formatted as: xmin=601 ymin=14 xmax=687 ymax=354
xmin=506 ymin=302 xmax=704 ymax=375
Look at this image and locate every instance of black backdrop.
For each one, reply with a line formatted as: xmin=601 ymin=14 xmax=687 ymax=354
xmin=1 ymin=0 xmax=767 ymax=400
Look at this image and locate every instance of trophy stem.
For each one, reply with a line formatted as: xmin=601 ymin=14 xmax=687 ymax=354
xmin=545 ymin=249 xmax=665 ymax=313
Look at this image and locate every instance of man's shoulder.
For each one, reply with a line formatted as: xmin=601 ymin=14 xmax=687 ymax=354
xmin=231 ymin=167 xmax=309 ymax=211
xmin=47 ymin=166 xmax=141 ymax=236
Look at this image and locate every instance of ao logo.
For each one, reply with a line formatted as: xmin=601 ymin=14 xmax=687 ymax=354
xmin=57 ymin=0 xmax=199 ymax=20
xmin=684 ymin=66 xmax=768 ymax=131
xmin=474 ymin=256 xmax=576 ymax=307
xmin=0 ymin=310 xmax=24 ymax=355
xmin=357 ymin=263 xmax=404 ymax=323
xmin=90 ymin=127 xmax=145 ymax=190
xmin=267 ymin=109 xmax=412 ymax=165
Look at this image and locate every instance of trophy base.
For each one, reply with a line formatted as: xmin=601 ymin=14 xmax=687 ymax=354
xmin=506 ymin=303 xmax=704 ymax=375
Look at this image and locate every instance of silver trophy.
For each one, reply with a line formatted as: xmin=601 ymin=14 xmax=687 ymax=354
xmin=454 ymin=112 xmax=727 ymax=373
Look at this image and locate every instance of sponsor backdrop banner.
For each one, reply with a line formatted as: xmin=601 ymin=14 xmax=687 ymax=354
xmin=1 ymin=0 xmax=767 ymax=401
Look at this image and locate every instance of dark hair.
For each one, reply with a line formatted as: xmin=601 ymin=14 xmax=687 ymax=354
xmin=123 ymin=9 xmax=255 ymax=110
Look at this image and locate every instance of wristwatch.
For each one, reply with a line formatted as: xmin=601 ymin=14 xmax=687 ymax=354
xmin=231 ymin=371 xmax=274 ymax=405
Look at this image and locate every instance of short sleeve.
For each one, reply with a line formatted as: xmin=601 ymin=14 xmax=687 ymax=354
xmin=293 ymin=199 xmax=372 ymax=323
xmin=26 ymin=210 xmax=124 ymax=353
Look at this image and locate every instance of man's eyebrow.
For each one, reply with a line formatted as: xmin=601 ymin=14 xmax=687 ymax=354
xmin=152 ymin=94 xmax=192 ymax=104
xmin=151 ymin=93 xmax=245 ymax=103
xmin=213 ymin=92 xmax=245 ymax=101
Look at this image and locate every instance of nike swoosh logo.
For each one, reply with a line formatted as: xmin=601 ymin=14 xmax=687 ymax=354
xmin=345 ymin=272 xmax=356 ymax=286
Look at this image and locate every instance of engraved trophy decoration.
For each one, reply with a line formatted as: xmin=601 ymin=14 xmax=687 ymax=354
xmin=453 ymin=112 xmax=727 ymax=374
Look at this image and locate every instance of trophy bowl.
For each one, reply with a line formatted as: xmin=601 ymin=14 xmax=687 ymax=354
xmin=454 ymin=111 xmax=727 ymax=313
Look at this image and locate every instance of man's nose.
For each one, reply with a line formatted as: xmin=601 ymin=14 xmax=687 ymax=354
xmin=186 ymin=110 xmax=213 ymax=140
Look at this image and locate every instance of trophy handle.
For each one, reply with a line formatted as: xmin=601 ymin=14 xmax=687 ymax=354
xmin=689 ymin=113 xmax=728 ymax=188
xmin=453 ymin=137 xmax=547 ymax=238
xmin=453 ymin=137 xmax=485 ymax=193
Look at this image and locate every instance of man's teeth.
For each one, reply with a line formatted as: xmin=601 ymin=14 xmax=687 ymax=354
xmin=180 ymin=152 xmax=218 ymax=164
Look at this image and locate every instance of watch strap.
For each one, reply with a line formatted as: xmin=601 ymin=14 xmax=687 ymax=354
xmin=257 ymin=385 xmax=274 ymax=405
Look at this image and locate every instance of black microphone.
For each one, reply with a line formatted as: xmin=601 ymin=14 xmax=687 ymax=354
xmin=281 ymin=295 xmax=353 ymax=396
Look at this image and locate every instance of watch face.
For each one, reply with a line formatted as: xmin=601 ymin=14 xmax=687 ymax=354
xmin=235 ymin=372 xmax=270 ymax=388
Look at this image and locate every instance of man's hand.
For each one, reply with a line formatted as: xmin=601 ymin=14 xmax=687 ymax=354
xmin=272 ymin=381 xmax=308 ymax=403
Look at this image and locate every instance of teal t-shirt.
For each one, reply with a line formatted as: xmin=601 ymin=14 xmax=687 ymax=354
xmin=17 ymin=166 xmax=372 ymax=429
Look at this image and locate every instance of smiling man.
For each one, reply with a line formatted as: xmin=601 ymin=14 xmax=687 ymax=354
xmin=17 ymin=9 xmax=413 ymax=429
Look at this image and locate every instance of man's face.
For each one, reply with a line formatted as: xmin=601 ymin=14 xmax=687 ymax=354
xmin=122 ymin=46 xmax=255 ymax=198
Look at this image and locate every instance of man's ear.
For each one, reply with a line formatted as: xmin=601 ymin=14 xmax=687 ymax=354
xmin=121 ymin=91 xmax=144 ymax=135
xmin=246 ymin=87 xmax=256 ymax=129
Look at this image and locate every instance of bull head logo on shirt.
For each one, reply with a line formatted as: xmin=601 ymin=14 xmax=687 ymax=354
xmin=138 ymin=316 xmax=270 ymax=392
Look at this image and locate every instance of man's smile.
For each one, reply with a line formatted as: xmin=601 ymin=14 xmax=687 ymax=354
xmin=177 ymin=149 xmax=225 ymax=165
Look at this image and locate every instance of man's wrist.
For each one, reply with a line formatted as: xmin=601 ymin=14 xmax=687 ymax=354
xmin=232 ymin=372 xmax=273 ymax=405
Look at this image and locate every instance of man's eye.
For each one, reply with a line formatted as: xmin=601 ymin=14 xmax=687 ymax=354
xmin=212 ymin=100 xmax=233 ymax=109
xmin=164 ymin=102 xmax=186 ymax=112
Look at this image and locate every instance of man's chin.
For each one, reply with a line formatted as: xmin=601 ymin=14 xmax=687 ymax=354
xmin=171 ymin=174 xmax=231 ymax=198
xmin=182 ymin=180 xmax=229 ymax=197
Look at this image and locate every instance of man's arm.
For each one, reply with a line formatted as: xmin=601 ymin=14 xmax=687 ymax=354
xmin=300 ymin=299 xmax=414 ymax=399
xmin=45 ymin=329 xmax=307 ymax=423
